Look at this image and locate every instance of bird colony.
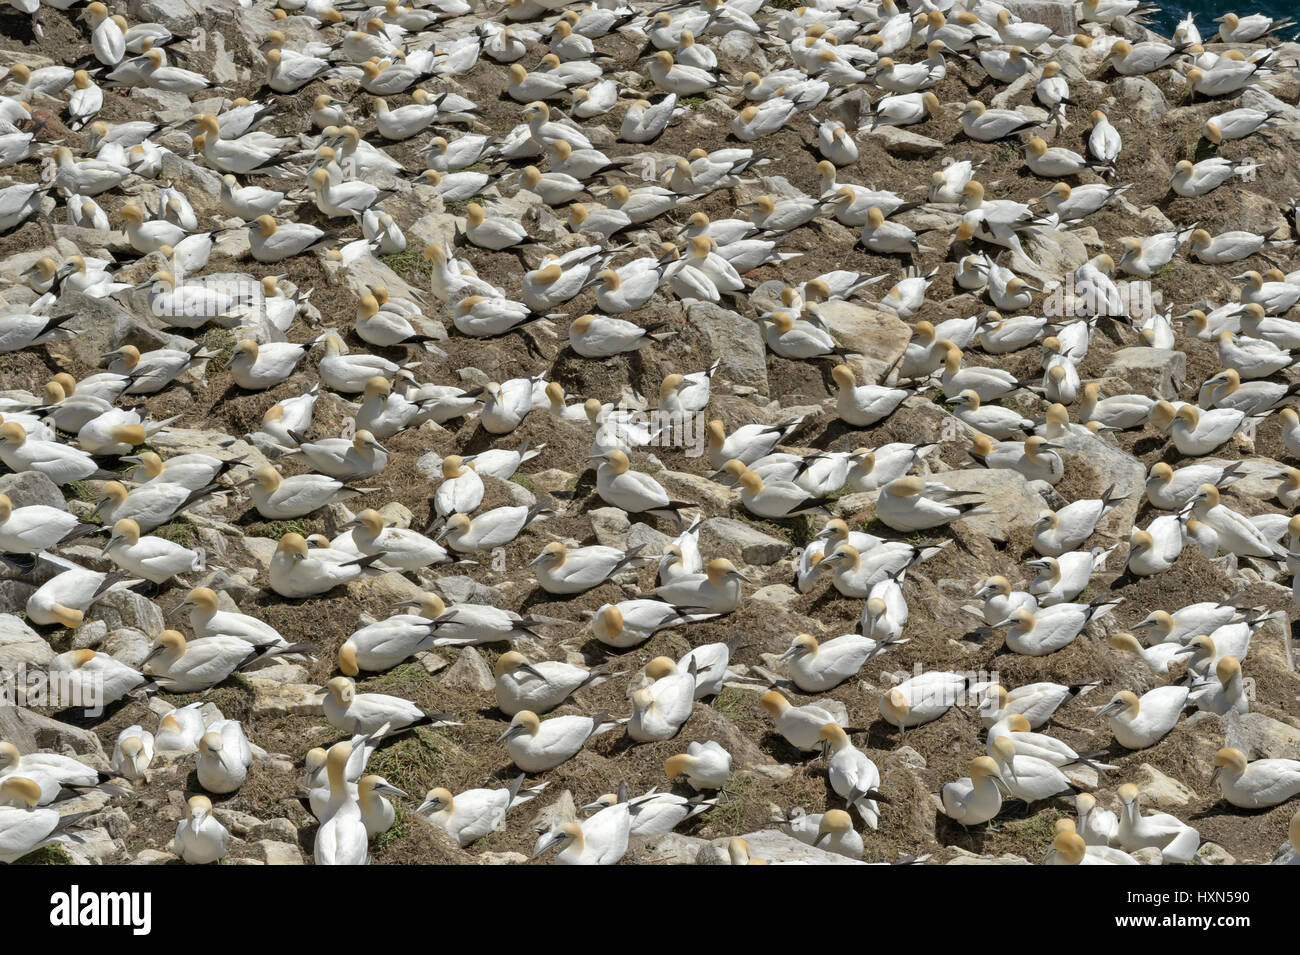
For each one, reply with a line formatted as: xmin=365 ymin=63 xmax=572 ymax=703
xmin=2 ymin=0 xmax=1300 ymax=868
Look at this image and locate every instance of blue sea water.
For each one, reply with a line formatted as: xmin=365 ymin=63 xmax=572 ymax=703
xmin=1143 ymin=0 xmax=1300 ymax=40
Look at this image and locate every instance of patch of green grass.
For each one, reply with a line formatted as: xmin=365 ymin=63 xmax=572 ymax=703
xmin=682 ymin=94 xmax=707 ymax=110
xmin=372 ymin=805 xmax=407 ymax=853
xmin=705 ymin=775 xmax=760 ymax=833
xmin=728 ymin=507 xmax=817 ymax=549
xmin=509 ymin=473 xmax=534 ymax=492
xmin=17 ymin=844 xmax=75 ymax=864
xmin=154 ymin=516 xmax=197 ymax=547
xmin=711 ymin=686 xmax=754 ymax=723
xmin=247 ymin=519 xmax=308 ymax=540
xmin=169 ymin=674 xmax=256 ymax=723
xmin=365 ymin=734 xmax=449 ymax=797
xmin=363 ymin=662 xmax=432 ymax=700
xmin=1003 ymin=807 xmax=1062 ymax=854
xmin=63 ymin=480 xmax=100 ymax=503
xmin=858 ymin=832 xmax=897 ymax=864
xmin=379 ymin=244 xmax=426 ymax=284
xmin=200 ymin=327 xmax=237 ymax=374
xmin=443 ymin=199 xmax=468 ymax=216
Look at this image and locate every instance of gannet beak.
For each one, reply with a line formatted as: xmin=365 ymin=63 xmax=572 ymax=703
xmin=532 ymin=830 xmax=561 ymax=857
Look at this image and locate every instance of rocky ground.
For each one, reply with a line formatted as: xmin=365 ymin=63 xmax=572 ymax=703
xmin=2 ymin=0 xmax=1300 ymax=865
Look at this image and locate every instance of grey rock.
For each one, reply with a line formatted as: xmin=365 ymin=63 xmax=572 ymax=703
xmin=0 ymin=613 xmax=54 ymax=668
xmin=703 ymin=517 xmax=789 ymax=565
xmin=1134 ymin=763 xmax=1197 ymax=808
xmin=1197 ymin=842 xmax=1235 ymax=865
xmin=866 ymin=125 xmax=944 ymax=157
xmin=132 ymin=849 xmax=179 ymax=864
xmin=251 ymin=818 xmax=299 ymax=843
xmin=437 ymin=576 xmax=504 ymax=608
xmin=440 ymin=646 xmax=495 ymax=692
xmin=475 ymin=850 xmax=528 ymax=865
xmin=686 ymin=302 xmax=768 ymax=391
xmin=924 ymin=469 xmax=1049 ymax=542
xmin=0 ymin=580 xmax=36 ymax=617
xmin=254 ymin=840 xmax=304 ymax=865
xmin=1002 ymin=0 xmax=1077 ymax=34
xmin=2 ymin=706 xmax=106 ymax=759
xmin=88 ymin=589 xmax=165 ymax=639
xmin=102 ymin=628 xmax=153 ymax=669
xmin=709 ymin=829 xmax=864 ymax=864
xmin=1113 ymin=77 xmax=1167 ymax=118
xmin=750 ymin=583 xmax=799 ymax=607
xmin=815 ymin=300 xmax=911 ymax=385
xmin=626 ymin=521 xmax=673 ymax=557
xmin=0 ymin=470 xmax=66 ymax=510
xmin=946 ymin=850 xmax=1031 ymax=865
xmin=129 ymin=0 xmax=199 ymax=32
xmin=635 ymin=832 xmax=713 ymax=865
xmin=1020 ymin=227 xmax=1091 ymax=284
xmin=245 ymin=680 xmax=322 ymax=718
xmin=1104 ymin=347 xmax=1186 ymax=401
xmin=589 ymin=506 xmax=631 ymax=549
xmin=1050 ymin=426 xmax=1146 ymax=537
